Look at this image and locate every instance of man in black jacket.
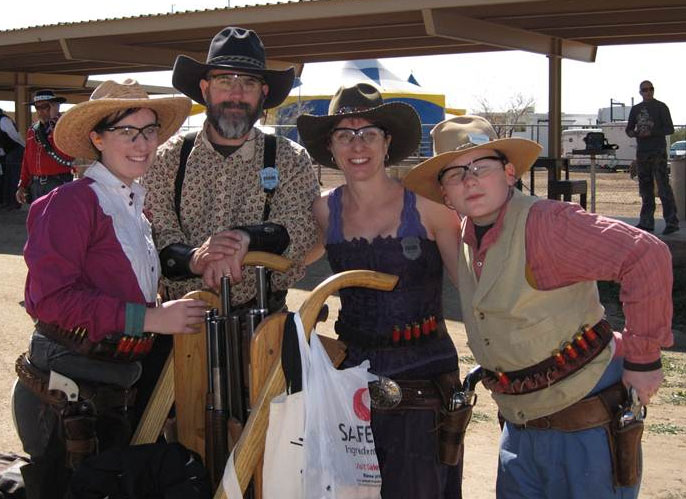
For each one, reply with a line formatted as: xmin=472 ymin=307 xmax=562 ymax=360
xmin=626 ymin=80 xmax=679 ymax=235
xmin=0 ymin=108 xmax=24 ymax=209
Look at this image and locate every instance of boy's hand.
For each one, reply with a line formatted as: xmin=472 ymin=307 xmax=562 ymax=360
xmin=621 ymin=368 xmax=664 ymax=405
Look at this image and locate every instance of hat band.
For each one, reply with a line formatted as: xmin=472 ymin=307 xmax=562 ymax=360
xmin=454 ymin=141 xmax=482 ymax=151
xmin=33 ymin=95 xmax=58 ymax=102
xmin=208 ymin=55 xmax=265 ymax=70
xmin=336 ymin=105 xmax=374 ymax=115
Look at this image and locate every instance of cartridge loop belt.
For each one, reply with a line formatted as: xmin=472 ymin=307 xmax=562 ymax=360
xmin=483 ymin=320 xmax=613 ymax=395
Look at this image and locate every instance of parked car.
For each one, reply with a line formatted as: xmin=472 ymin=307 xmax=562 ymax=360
xmin=669 ymin=140 xmax=686 ymax=159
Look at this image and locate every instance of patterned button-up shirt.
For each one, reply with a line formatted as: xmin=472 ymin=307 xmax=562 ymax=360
xmin=142 ymin=123 xmax=319 ymax=304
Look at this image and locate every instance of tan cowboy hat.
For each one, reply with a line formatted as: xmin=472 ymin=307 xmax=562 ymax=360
xmin=54 ymin=79 xmax=192 ymax=160
xmin=296 ymin=83 xmax=421 ymax=168
xmin=403 ymin=115 xmax=542 ymax=204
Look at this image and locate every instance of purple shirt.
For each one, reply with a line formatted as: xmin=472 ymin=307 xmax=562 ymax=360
xmin=24 ymin=164 xmax=158 ymax=342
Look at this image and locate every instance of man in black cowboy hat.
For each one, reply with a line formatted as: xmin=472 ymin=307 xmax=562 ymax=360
xmin=143 ymin=27 xmax=318 ymax=308
xmin=17 ymin=90 xmax=74 ymax=205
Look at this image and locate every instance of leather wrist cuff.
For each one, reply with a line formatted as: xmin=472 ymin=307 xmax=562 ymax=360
xmin=623 ymin=358 xmax=662 ymax=372
xmin=233 ymin=223 xmax=290 ymax=255
xmin=124 ymin=303 xmax=146 ymax=337
xmin=159 ymin=243 xmax=197 ymax=280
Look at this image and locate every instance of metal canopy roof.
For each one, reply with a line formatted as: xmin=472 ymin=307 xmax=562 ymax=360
xmin=1 ymin=0 xmax=686 ymax=85
xmin=2 ymin=0 xmax=686 ymax=152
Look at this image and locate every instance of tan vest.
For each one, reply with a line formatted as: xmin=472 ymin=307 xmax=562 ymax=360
xmin=458 ymin=190 xmax=612 ymax=423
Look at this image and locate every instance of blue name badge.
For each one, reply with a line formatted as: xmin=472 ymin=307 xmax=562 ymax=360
xmin=260 ymin=167 xmax=279 ymax=190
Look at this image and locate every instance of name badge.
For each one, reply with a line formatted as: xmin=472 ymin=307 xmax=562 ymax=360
xmin=401 ymin=236 xmax=421 ymax=261
xmin=260 ymin=167 xmax=279 ymax=190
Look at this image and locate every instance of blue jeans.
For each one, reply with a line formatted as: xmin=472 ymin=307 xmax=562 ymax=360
xmin=636 ymin=151 xmax=679 ymax=229
xmin=496 ymin=359 xmax=640 ymax=499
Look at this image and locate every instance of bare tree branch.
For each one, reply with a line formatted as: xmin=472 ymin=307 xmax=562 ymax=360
xmin=473 ymin=93 xmax=535 ymax=138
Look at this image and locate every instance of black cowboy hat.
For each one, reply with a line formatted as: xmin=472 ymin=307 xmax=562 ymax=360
xmin=27 ymin=89 xmax=67 ymax=105
xmin=172 ymin=26 xmax=294 ymax=109
xmin=296 ymin=83 xmax=421 ymax=168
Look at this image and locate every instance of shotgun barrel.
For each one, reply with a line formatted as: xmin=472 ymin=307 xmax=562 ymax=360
xmin=205 ymin=308 xmax=229 ymax=489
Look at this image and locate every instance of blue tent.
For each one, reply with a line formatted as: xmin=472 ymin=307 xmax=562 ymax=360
xmin=273 ymin=59 xmax=450 ymax=157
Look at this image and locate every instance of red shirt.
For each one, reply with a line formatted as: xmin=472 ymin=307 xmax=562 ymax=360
xmin=19 ymin=120 xmax=73 ymax=188
xmin=462 ymin=196 xmax=674 ymax=365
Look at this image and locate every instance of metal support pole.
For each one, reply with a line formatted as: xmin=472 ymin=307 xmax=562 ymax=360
xmin=14 ymin=73 xmax=29 ymax=139
xmin=590 ymin=153 xmax=597 ymax=213
xmin=547 ymin=40 xmax=562 ymax=159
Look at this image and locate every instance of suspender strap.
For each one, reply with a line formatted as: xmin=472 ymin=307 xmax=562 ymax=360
xmin=174 ymin=131 xmax=198 ymax=227
xmin=174 ymin=132 xmax=277 ymax=225
xmin=262 ymin=133 xmax=277 ymax=221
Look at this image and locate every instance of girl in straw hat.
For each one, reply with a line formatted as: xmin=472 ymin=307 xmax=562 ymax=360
xmin=403 ymin=115 xmax=672 ymax=498
xmin=12 ymin=79 xmax=204 ymax=498
xmin=297 ymin=83 xmax=464 ymax=498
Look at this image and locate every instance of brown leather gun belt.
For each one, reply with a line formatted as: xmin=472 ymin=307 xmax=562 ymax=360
xmin=510 ymin=382 xmax=626 ymax=431
xmin=15 ymin=352 xmax=136 ymax=411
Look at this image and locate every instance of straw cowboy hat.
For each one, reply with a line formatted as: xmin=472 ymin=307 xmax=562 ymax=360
xmin=403 ymin=115 xmax=542 ymax=204
xmin=296 ymin=83 xmax=422 ymax=168
xmin=54 ymin=79 xmax=192 ymax=160
xmin=27 ymin=89 xmax=67 ymax=105
xmin=172 ymin=26 xmax=294 ymax=109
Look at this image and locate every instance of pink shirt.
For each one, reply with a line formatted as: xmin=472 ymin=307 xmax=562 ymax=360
xmin=462 ymin=196 xmax=673 ymax=365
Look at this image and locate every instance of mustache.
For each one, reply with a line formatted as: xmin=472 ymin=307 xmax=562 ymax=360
xmin=214 ymin=101 xmax=251 ymax=112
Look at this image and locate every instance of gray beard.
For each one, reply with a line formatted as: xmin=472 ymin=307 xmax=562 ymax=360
xmin=206 ymin=100 xmax=263 ymax=139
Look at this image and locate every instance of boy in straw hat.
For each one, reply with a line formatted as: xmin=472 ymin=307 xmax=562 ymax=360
xmin=403 ymin=115 xmax=673 ymax=498
xmin=13 ymin=79 xmax=207 ymax=498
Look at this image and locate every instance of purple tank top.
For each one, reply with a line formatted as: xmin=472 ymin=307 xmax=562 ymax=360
xmin=325 ymin=186 xmax=457 ymax=378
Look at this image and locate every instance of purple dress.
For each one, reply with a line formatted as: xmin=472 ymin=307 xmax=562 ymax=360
xmin=326 ymin=186 xmax=462 ymax=498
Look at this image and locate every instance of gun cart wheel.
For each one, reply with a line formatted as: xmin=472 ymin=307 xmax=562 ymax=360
xmin=130 ymin=252 xmax=293 ymax=455
xmin=249 ymin=305 xmax=343 ymax=497
xmin=215 ymin=270 xmax=398 ymax=498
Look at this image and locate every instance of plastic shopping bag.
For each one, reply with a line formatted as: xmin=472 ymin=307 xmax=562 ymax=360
xmin=262 ymin=313 xmax=311 ymax=499
xmin=262 ymin=391 xmax=305 ymax=498
xmin=303 ymin=332 xmax=381 ymax=499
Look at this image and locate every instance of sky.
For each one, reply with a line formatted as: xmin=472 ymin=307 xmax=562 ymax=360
xmin=3 ymin=0 xmax=686 ymax=124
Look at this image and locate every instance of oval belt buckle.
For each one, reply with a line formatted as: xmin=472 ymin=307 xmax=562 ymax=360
xmin=369 ymin=375 xmax=402 ymax=409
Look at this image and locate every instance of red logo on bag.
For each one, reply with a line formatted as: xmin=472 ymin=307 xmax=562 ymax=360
xmin=352 ymin=388 xmax=371 ymax=421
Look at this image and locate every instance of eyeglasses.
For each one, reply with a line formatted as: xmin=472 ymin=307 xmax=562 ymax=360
xmin=208 ymin=73 xmax=265 ymax=93
xmin=330 ymin=125 xmax=387 ymax=145
xmin=437 ymin=156 xmax=507 ymax=185
xmin=34 ymin=104 xmax=51 ymax=111
xmin=104 ymin=123 xmax=161 ymax=142
xmin=640 ymin=87 xmax=654 ymax=93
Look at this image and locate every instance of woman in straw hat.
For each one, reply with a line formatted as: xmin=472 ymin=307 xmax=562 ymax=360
xmin=297 ymin=83 xmax=464 ymax=498
xmin=12 ymin=79 xmax=204 ymax=498
xmin=403 ymin=115 xmax=672 ymax=498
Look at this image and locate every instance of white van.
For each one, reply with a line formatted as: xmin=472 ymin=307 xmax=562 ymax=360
xmin=561 ymin=125 xmax=635 ymax=170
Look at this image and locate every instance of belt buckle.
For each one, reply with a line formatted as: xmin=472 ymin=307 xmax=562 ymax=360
xmin=369 ymin=376 xmax=402 ymax=409
xmin=39 ymin=175 xmax=48 ymax=185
